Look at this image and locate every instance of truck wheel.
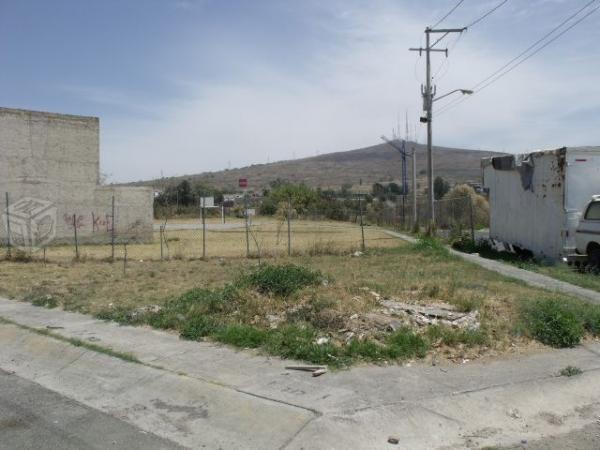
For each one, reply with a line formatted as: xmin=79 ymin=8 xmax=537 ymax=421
xmin=590 ymin=247 xmax=600 ymax=274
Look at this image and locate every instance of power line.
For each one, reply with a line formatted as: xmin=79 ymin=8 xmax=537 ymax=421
xmin=473 ymin=0 xmax=597 ymax=91
xmin=466 ymin=0 xmax=509 ymax=28
xmin=432 ymin=0 xmax=465 ymax=28
xmin=432 ymin=2 xmax=508 ymax=83
xmin=477 ymin=3 xmax=599 ymax=93
xmin=435 ymin=0 xmax=599 ymax=116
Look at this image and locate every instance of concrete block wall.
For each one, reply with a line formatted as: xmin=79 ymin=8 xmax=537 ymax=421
xmin=0 ymin=107 xmax=153 ymax=246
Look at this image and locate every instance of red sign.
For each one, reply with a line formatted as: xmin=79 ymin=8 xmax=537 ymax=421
xmin=238 ymin=178 xmax=248 ymax=188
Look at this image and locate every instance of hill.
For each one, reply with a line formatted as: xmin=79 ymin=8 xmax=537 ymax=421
xmin=134 ymin=141 xmax=504 ymax=191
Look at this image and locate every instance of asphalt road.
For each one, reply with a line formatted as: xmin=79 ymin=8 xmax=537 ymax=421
xmin=0 ymin=369 xmax=181 ymax=450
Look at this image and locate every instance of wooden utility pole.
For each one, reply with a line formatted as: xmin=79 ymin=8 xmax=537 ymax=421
xmin=410 ymin=27 xmax=466 ymax=226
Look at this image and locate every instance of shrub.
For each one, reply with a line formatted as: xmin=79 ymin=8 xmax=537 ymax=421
xmin=246 ymin=264 xmax=322 ymax=297
xmin=444 ymin=184 xmax=490 ymax=229
xmin=521 ymin=299 xmax=584 ymax=348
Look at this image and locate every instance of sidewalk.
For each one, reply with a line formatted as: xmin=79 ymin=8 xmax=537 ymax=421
xmin=384 ymin=230 xmax=600 ymax=305
xmin=2 ymin=298 xmax=600 ymax=449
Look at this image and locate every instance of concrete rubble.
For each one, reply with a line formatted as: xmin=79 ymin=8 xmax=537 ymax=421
xmin=378 ymin=299 xmax=480 ymax=330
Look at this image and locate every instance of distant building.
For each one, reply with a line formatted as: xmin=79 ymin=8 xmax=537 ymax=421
xmin=0 ymin=107 xmax=153 ymax=247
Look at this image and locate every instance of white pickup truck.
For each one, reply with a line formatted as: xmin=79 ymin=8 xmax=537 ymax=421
xmin=567 ymin=195 xmax=600 ymax=270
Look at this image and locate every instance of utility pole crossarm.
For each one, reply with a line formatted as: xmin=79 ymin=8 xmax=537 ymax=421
xmin=427 ymin=27 xmax=466 ymax=33
xmin=409 ymin=48 xmax=447 ymax=53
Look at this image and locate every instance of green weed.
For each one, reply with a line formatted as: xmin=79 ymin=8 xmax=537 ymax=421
xmin=386 ymin=327 xmax=429 ymax=359
xmin=559 ymin=365 xmax=583 ymax=377
xmin=245 ymin=264 xmax=323 ymax=297
xmin=179 ymin=315 xmax=220 ymax=340
xmin=521 ymin=299 xmax=584 ymax=348
xmin=425 ymin=325 xmax=488 ymax=347
xmin=215 ymin=324 xmax=269 ymax=348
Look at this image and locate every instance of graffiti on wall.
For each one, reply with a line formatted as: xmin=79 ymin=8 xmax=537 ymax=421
xmin=63 ymin=212 xmax=114 ymax=232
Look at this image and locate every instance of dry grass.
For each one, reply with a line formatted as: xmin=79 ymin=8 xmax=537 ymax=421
xmin=16 ymin=218 xmax=397 ymax=262
xmin=0 ymin=237 xmax=585 ymax=363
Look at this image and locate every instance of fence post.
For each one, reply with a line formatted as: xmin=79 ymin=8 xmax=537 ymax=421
xmin=468 ymin=195 xmax=475 ymax=243
xmin=221 ymin=204 xmax=225 ymax=224
xmin=4 ymin=192 xmax=11 ymax=259
xmin=123 ymin=244 xmax=127 ymax=275
xmin=201 ymin=197 xmax=206 ymax=259
xmin=401 ymin=194 xmax=406 ymax=230
xmin=359 ymin=195 xmax=365 ymax=252
xmin=160 ymin=225 xmax=164 ymax=261
xmin=73 ymin=214 xmax=79 ymax=259
xmin=244 ymin=193 xmax=250 ymax=258
xmin=287 ymin=197 xmax=292 ymax=257
xmin=111 ymin=195 xmax=116 ymax=261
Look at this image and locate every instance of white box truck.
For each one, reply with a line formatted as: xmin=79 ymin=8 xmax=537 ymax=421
xmin=482 ymin=146 xmax=600 ymax=261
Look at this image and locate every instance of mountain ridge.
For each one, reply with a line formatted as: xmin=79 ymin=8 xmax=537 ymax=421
xmin=130 ymin=141 xmax=504 ymax=191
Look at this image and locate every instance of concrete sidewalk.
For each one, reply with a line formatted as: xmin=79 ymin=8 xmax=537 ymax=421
xmin=385 ymin=230 xmax=600 ymax=305
xmin=0 ymin=369 xmax=181 ymax=450
xmin=2 ymin=298 xmax=600 ymax=449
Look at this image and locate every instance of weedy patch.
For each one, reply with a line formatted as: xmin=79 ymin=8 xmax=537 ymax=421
xmin=244 ymin=263 xmax=323 ymax=297
xmin=24 ymin=290 xmax=59 ymax=309
xmin=521 ymin=299 xmax=584 ymax=348
xmin=9 ymin=237 xmax=600 ymax=367
xmin=425 ymin=325 xmax=488 ymax=348
xmin=411 ymin=237 xmax=451 ymax=258
xmin=520 ymin=298 xmax=600 ymax=348
xmin=559 ymin=365 xmax=583 ymax=377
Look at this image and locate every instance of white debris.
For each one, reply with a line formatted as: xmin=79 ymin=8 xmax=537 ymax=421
xmin=316 ymin=337 xmax=330 ymax=345
xmin=266 ymin=314 xmax=283 ymax=329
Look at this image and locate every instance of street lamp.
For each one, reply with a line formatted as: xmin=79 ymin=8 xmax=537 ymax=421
xmin=433 ymin=89 xmax=473 ymax=103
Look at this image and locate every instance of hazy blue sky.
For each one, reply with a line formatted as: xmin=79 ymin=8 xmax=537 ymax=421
xmin=1 ymin=0 xmax=599 ymax=182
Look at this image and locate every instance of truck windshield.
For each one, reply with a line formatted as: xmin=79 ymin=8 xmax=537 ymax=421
xmin=585 ymin=202 xmax=600 ymax=220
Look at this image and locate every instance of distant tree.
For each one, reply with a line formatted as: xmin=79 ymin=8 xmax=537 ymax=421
xmin=340 ymin=183 xmax=353 ymax=198
xmin=434 ymin=176 xmax=450 ymax=200
xmin=270 ymin=184 xmax=318 ymax=214
xmin=177 ymin=180 xmax=194 ymax=206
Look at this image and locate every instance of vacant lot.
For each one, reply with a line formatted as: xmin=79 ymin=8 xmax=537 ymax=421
xmin=3 ymin=236 xmax=600 ymax=367
xmin=14 ymin=218 xmax=397 ymax=262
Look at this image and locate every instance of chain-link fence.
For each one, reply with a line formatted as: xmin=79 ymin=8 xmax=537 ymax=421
xmin=1 ymin=192 xmax=402 ymax=263
xmin=367 ymin=193 xmax=489 ymax=239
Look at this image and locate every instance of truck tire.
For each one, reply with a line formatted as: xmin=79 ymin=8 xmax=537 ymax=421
xmin=589 ymin=246 xmax=600 ymax=274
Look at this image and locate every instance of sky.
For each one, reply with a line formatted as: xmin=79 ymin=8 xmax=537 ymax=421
xmin=1 ymin=0 xmax=599 ymax=182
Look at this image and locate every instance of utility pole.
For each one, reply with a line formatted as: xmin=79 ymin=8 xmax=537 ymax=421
xmin=410 ymin=27 xmax=466 ymax=226
xmin=412 ymin=146 xmax=417 ymax=227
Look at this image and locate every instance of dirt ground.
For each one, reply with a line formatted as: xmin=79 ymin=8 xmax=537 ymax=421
xmin=0 ymin=237 xmax=585 ymax=364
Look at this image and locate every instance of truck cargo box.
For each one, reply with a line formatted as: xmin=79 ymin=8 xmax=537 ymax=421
xmin=482 ymin=147 xmax=600 ymax=260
